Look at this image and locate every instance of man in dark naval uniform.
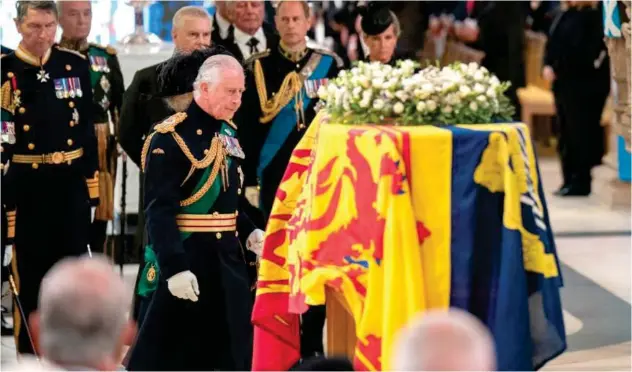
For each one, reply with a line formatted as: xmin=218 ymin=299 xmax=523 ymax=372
xmin=58 ymin=0 xmax=125 ymax=254
xmin=1 ymin=1 xmax=98 ymax=355
xmin=118 ymin=5 xmax=212 ymax=326
xmin=0 ymin=44 xmax=15 ymax=337
xmin=237 ymin=0 xmax=342 ymax=359
xmin=125 ymin=50 xmax=263 ymax=371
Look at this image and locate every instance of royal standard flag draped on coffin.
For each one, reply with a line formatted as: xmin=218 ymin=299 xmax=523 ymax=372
xmin=251 ymin=112 xmax=566 ymax=371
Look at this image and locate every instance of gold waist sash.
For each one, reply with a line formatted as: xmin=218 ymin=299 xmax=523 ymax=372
xmin=12 ymin=148 xmax=83 ymax=165
xmin=176 ymin=212 xmax=237 ymax=232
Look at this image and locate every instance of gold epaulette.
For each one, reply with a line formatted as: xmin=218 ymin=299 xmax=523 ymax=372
xmin=154 ymin=112 xmax=187 ymax=133
xmin=311 ymin=47 xmax=344 ymax=68
xmin=89 ymin=43 xmax=117 ymax=56
xmin=55 ymin=45 xmax=87 ymax=60
xmin=244 ymin=49 xmax=271 ymax=68
xmin=140 ymin=113 xmax=187 ymax=171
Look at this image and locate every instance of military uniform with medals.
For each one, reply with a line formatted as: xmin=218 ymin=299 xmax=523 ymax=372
xmin=126 ymin=49 xmax=258 ymax=369
xmin=58 ymin=38 xmax=125 ymax=253
xmin=237 ymin=41 xmax=342 ymax=359
xmin=1 ymin=44 xmax=99 ymax=355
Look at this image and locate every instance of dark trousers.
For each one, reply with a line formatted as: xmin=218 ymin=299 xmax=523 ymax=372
xmin=89 ymin=220 xmax=108 ymax=254
xmin=12 ymin=166 xmax=91 ymax=354
xmin=126 ymin=235 xmax=253 ymax=371
xmin=554 ymin=84 xmax=608 ymax=190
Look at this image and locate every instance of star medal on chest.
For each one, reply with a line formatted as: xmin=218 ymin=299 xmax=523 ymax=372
xmin=218 ymin=133 xmax=245 ymax=159
xmin=72 ymin=108 xmax=80 ymax=125
xmin=100 ymin=75 xmax=110 ymax=93
xmin=36 ymin=68 xmax=50 ymax=83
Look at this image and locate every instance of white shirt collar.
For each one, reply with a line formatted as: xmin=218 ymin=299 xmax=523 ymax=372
xmin=215 ymin=12 xmax=231 ymax=39
xmin=233 ymin=27 xmax=267 ymax=59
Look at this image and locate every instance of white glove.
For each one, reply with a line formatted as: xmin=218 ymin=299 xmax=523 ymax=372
xmin=245 ymin=186 xmax=260 ymax=208
xmin=167 ymin=270 xmax=199 ymax=302
xmin=90 ymin=207 xmax=96 ymax=223
xmin=246 ymin=229 xmax=265 ymax=257
xmin=3 ymin=245 xmax=12 ymax=267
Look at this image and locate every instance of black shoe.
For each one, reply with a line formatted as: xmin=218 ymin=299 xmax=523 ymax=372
xmin=555 ymin=184 xmax=591 ymax=197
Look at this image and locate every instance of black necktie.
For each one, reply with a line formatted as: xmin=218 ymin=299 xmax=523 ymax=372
xmin=227 ymin=24 xmax=235 ymax=41
xmin=247 ymin=37 xmax=260 ymax=54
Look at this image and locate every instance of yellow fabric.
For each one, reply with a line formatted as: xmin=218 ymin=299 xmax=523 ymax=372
xmin=257 ymin=112 xmax=453 ymax=370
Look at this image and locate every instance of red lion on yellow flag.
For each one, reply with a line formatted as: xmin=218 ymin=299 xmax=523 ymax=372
xmin=252 ymin=112 xmax=443 ymax=371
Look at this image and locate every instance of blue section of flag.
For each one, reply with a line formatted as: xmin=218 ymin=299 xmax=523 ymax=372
xmin=446 ymin=125 xmax=566 ymax=371
xmin=617 ymin=136 xmax=631 ymax=181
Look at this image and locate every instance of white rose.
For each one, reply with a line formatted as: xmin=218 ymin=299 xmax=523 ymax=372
xmin=317 ymin=85 xmax=328 ymax=100
xmin=359 ymin=76 xmax=370 ymax=89
xmin=442 ymin=105 xmax=453 ymax=114
xmin=490 ymin=76 xmax=500 ymax=87
xmin=351 ymin=67 xmax=360 ymax=76
xmin=476 ymin=95 xmax=487 ymax=102
xmin=422 ymin=83 xmax=435 ymax=93
xmin=469 ymin=101 xmax=478 ymax=111
xmin=486 ymin=88 xmax=497 ymax=98
xmin=474 ymin=70 xmax=485 ymax=81
xmin=416 ymin=101 xmax=426 ymax=112
xmin=384 ymin=90 xmax=395 ymax=99
xmin=459 ymin=85 xmax=471 ymax=98
xmin=359 ymin=98 xmax=370 ymax=108
xmin=372 ymin=78 xmax=384 ymax=89
xmin=373 ymin=99 xmax=385 ymax=110
xmin=362 ymin=90 xmax=372 ymax=101
xmin=352 ymin=86 xmax=363 ymax=98
xmin=393 ymin=102 xmax=405 ymax=115
xmin=474 ymin=83 xmax=485 ymax=93
xmin=468 ymin=62 xmax=478 ymax=73
xmin=395 ymin=90 xmax=409 ymax=102
xmin=427 ymin=100 xmax=437 ymax=111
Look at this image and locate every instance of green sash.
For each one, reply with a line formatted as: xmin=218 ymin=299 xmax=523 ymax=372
xmin=137 ymin=123 xmax=235 ymax=297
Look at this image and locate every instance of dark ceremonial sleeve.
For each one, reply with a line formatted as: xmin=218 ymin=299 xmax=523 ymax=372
xmin=143 ymin=133 xmax=189 ymax=279
xmin=76 ymin=56 xmax=100 ymax=205
xmin=107 ymin=53 xmax=125 ymax=136
xmin=237 ymin=69 xmax=264 ymax=187
xmin=119 ymin=69 xmax=150 ymax=167
xmin=237 ymin=208 xmax=257 ymax=247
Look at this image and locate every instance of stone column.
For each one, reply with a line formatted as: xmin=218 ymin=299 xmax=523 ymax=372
xmin=598 ymin=1 xmax=630 ymax=208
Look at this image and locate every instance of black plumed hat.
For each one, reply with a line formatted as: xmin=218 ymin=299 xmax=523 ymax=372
xmin=359 ymin=1 xmax=394 ymax=36
xmin=157 ymin=45 xmax=235 ymax=98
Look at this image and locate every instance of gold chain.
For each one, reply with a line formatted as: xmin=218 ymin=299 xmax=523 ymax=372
xmin=180 ymin=146 xmax=227 ymax=207
xmin=254 ymin=59 xmax=303 ymax=123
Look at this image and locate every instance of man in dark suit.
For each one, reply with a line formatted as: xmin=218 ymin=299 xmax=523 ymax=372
xmin=118 ymin=5 xmax=212 ymax=326
xmin=222 ymin=1 xmax=279 ymax=63
xmin=451 ymin=1 xmax=527 ymax=119
xmin=212 ymin=1 xmax=236 ymax=46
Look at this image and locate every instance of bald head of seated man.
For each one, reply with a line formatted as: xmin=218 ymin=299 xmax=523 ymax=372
xmin=392 ymin=308 xmax=496 ymax=371
xmin=28 ymin=255 xmax=136 ymax=371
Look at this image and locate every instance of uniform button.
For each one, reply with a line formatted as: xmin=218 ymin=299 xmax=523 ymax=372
xmin=204 ymin=149 xmax=209 ymax=155
xmin=7 ymin=72 xmax=14 ymax=78
xmin=235 ymin=231 xmax=239 ymax=237
xmin=216 ymin=232 xmax=222 ymax=239
xmin=67 ymin=139 xmax=73 ymax=146
xmin=237 ymin=188 xmax=242 ymax=195
xmin=235 ymin=210 xmax=239 ymax=216
xmin=65 ymin=64 xmax=71 ymax=71
xmin=22 ymin=124 xmax=30 ymax=132
xmin=15 ymin=89 xmax=21 ymax=95
xmin=296 ymin=64 xmax=300 ymax=68
xmin=18 ymin=107 xmax=25 ymax=114
xmin=28 ymin=143 xmax=35 ymax=150
xmin=68 ymin=101 xmax=75 ymax=108
xmin=69 ymin=120 xmax=75 ymax=127
xmin=196 ymin=129 xmax=203 ymax=135
xmin=31 ymin=163 xmax=38 ymax=169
